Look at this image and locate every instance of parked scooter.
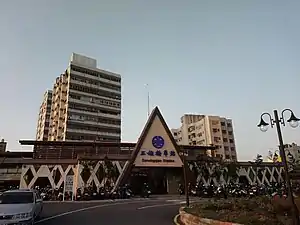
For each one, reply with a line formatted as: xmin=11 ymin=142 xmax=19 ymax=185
xmin=141 ymin=183 xmax=151 ymax=198
xmin=178 ymin=184 xmax=184 ymax=195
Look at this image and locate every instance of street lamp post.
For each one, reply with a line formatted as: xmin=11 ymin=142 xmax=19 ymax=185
xmin=180 ymin=150 xmax=190 ymax=207
xmin=257 ymin=109 xmax=300 ymax=225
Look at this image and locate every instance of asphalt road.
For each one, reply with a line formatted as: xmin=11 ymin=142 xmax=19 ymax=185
xmin=35 ymin=197 xmax=189 ymax=225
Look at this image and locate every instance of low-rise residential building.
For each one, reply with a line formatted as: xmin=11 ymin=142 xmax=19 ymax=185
xmin=172 ymin=114 xmax=237 ymax=160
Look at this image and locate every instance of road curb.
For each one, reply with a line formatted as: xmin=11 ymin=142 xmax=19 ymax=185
xmin=179 ymin=207 xmax=242 ymax=225
xmin=173 ymin=214 xmax=181 ymax=225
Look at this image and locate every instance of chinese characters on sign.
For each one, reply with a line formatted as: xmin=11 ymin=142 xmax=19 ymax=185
xmin=140 ymin=150 xmax=176 ymax=157
xmin=140 ymin=149 xmax=177 ymax=163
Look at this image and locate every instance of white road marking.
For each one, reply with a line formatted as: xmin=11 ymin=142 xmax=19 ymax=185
xmin=137 ymin=203 xmax=182 ymax=210
xmin=180 ymin=201 xmax=195 ymax=204
xmin=44 ymin=199 xmax=114 ymax=204
xmin=137 ymin=201 xmax=195 ymax=210
xmin=36 ymin=199 xmax=159 ymax=224
xmin=166 ymin=199 xmax=181 ymax=202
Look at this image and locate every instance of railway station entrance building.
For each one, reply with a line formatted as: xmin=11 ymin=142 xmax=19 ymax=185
xmin=113 ymin=106 xmax=185 ymax=194
xmin=18 ymin=107 xmax=216 ymax=194
xmin=18 ymin=107 xmax=283 ymax=195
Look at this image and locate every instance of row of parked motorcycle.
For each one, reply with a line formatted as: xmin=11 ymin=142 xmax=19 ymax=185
xmin=4 ymin=182 xmax=299 ymax=201
xmin=35 ymin=183 xmax=152 ymax=201
xmin=178 ymin=182 xmax=300 ymax=199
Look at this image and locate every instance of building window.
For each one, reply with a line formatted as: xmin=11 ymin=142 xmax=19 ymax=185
xmin=221 ymin=122 xmax=225 ymax=126
xmin=229 ymin=139 xmax=234 ymax=143
xmin=213 ymin=137 xmax=220 ymax=142
xmin=198 ymin=132 xmax=204 ymax=137
xmin=212 ymin=121 xmax=219 ymax=126
xmin=198 ymin=140 xmax=205 ymax=145
xmin=188 ymin=126 xmax=195 ymax=132
xmin=223 ymin=138 xmax=228 ymax=142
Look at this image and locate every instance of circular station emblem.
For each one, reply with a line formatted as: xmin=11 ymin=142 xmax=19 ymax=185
xmin=152 ymin=136 xmax=165 ymax=149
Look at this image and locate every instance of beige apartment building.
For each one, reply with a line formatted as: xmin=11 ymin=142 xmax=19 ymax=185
xmin=283 ymin=143 xmax=300 ymax=162
xmin=36 ymin=90 xmax=52 ymax=141
xmin=171 ymin=114 xmax=237 ymax=160
xmin=47 ymin=53 xmax=121 ymax=142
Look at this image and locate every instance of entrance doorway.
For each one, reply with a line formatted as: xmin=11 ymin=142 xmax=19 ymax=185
xmin=129 ymin=168 xmax=168 ymax=195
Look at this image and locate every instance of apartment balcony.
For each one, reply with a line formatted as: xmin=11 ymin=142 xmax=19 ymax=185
xmin=68 ymin=108 xmax=121 ymax=120
xmin=68 ymin=118 xmax=120 ymax=129
xmin=67 ymin=128 xmax=120 ymax=137
xmin=69 ymin=98 xmax=120 ymax=112
xmin=71 ymin=69 xmax=121 ymax=87
xmin=70 ymin=79 xmax=121 ymax=95
xmin=70 ymin=89 xmax=121 ymax=102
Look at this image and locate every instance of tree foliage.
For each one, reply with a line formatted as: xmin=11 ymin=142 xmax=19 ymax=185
xmin=194 ymin=154 xmax=240 ymax=183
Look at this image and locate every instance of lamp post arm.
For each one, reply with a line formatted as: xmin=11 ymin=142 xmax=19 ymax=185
xmin=261 ymin=112 xmax=274 ymax=128
xmin=281 ymin=108 xmax=293 ymax=126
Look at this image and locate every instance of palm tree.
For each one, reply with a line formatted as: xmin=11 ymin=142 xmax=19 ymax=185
xmin=211 ymin=156 xmax=240 ymax=184
xmin=253 ymin=154 xmax=263 ymax=184
xmin=80 ymin=160 xmax=92 ymax=186
xmin=195 ymin=154 xmax=211 ymax=182
xmin=225 ymin=161 xmax=240 ymax=184
xmin=287 ymin=151 xmax=296 ymax=172
xmin=211 ymin=156 xmax=225 ymax=184
xmin=103 ymin=156 xmax=118 ymax=184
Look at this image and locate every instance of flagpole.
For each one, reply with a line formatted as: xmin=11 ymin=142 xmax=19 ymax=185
xmin=145 ymin=84 xmax=150 ymax=117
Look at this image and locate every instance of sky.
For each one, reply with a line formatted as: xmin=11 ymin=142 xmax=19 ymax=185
xmin=0 ymin=0 xmax=300 ymax=161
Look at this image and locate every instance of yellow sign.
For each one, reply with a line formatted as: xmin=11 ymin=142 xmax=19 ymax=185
xmin=133 ymin=107 xmax=183 ymax=167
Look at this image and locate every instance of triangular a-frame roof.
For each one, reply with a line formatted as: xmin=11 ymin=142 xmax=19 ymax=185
xmin=133 ymin=106 xmax=183 ymax=167
xmin=114 ymin=106 xmax=183 ymax=187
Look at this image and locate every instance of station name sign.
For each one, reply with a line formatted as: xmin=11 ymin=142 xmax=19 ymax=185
xmin=134 ymin=135 xmax=183 ymax=167
xmin=140 ymin=149 xmax=176 ymax=163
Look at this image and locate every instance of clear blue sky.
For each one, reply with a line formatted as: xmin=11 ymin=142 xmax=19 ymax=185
xmin=0 ymin=0 xmax=300 ymax=161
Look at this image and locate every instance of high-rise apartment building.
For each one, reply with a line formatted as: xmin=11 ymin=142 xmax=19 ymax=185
xmin=36 ymin=90 xmax=52 ymax=141
xmin=171 ymin=114 xmax=237 ymax=160
xmin=0 ymin=139 xmax=7 ymax=152
xmin=48 ymin=53 xmax=121 ymax=142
